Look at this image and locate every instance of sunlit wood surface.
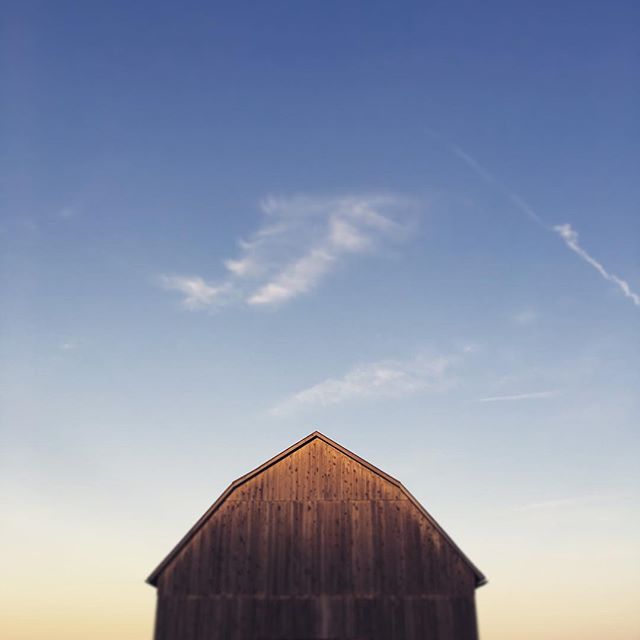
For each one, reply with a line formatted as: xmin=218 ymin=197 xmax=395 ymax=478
xmin=150 ymin=433 xmax=484 ymax=639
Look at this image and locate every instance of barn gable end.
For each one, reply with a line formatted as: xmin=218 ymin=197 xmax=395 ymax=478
xmin=148 ymin=431 xmax=486 ymax=640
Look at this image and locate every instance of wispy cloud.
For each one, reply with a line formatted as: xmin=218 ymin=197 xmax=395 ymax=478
xmin=159 ymin=276 xmax=232 ymax=310
xmin=554 ymin=223 xmax=640 ymax=307
xmin=478 ymin=390 xmax=560 ymax=403
xmin=270 ymin=352 xmax=458 ymax=416
xmin=451 ymin=144 xmax=639 ymax=308
xmin=160 ymin=193 xmax=414 ymax=310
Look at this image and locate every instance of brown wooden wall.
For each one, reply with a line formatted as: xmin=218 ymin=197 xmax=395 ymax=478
xmin=153 ymin=438 xmax=479 ymax=640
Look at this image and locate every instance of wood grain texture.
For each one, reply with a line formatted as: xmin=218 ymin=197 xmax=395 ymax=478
xmin=151 ymin=434 xmax=483 ymax=639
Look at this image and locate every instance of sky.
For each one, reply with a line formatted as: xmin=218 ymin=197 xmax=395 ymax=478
xmin=1 ymin=1 xmax=639 ymax=639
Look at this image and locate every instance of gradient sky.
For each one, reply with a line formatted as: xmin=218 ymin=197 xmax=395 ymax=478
xmin=1 ymin=2 xmax=639 ymax=639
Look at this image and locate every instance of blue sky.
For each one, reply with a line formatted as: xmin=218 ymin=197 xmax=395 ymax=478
xmin=1 ymin=2 xmax=639 ymax=639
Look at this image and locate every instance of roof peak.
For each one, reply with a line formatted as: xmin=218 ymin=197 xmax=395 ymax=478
xmin=147 ymin=429 xmax=486 ymax=588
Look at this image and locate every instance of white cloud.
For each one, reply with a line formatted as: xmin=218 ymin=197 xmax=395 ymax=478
xmin=241 ymin=194 xmax=409 ymax=306
xmin=160 ymin=193 xmax=414 ymax=310
xmin=478 ymin=390 xmax=560 ymax=402
xmin=159 ymin=276 xmax=231 ymax=310
xmin=554 ymin=223 xmax=640 ymax=307
xmin=270 ymin=352 xmax=457 ymax=416
xmin=248 ymin=247 xmax=336 ymax=305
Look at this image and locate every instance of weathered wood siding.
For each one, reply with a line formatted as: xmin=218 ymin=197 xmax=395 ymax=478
xmin=153 ymin=438 xmax=480 ymax=640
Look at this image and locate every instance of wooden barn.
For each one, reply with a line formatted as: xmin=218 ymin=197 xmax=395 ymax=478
xmin=147 ymin=431 xmax=486 ymax=639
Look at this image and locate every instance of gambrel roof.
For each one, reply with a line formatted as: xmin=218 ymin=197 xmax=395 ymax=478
xmin=147 ymin=431 xmax=486 ymax=587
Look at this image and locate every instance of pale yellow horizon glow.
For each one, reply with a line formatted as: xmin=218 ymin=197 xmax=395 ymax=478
xmin=2 ymin=493 xmax=638 ymax=640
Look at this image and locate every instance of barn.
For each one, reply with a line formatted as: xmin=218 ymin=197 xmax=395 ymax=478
xmin=147 ymin=431 xmax=486 ymax=639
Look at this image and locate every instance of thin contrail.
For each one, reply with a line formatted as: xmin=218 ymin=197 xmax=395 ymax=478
xmin=451 ymin=145 xmax=547 ymax=228
xmin=554 ymin=223 xmax=640 ymax=307
xmin=448 ymin=142 xmax=639 ymax=308
xmin=478 ymin=390 xmax=560 ymax=403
